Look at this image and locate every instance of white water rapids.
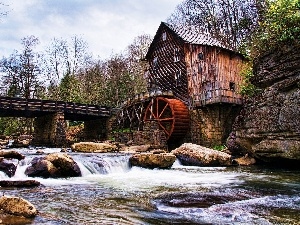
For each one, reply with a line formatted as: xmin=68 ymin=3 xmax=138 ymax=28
xmin=1 ymin=148 xmax=299 ymax=224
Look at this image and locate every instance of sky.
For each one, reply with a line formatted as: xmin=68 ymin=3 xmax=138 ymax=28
xmin=0 ymin=0 xmax=182 ymax=59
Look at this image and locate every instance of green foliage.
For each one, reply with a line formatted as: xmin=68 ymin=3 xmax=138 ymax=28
xmin=0 ymin=26 xmax=150 ymax=136
xmin=69 ymin=121 xmax=84 ymax=126
xmin=59 ymin=73 xmax=82 ymax=102
xmin=240 ymin=62 xmax=258 ymax=97
xmin=0 ymin=118 xmax=25 ymax=136
xmin=212 ymin=145 xmax=227 ymax=151
xmin=252 ymin=0 xmax=300 ymax=56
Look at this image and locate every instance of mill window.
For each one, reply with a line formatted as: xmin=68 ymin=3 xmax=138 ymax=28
xmin=174 ymin=48 xmax=180 ymax=62
xmin=175 ymin=70 xmax=181 ymax=86
xmin=229 ymin=82 xmax=236 ymax=91
xmin=198 ymin=52 xmax=204 ymax=60
xmin=162 ymin=32 xmax=167 ymax=41
xmin=153 ymin=57 xmax=158 ymax=69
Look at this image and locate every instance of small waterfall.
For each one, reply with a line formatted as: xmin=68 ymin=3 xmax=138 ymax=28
xmin=73 ymin=153 xmax=131 ymax=176
xmin=3 ymin=152 xmax=132 ymax=180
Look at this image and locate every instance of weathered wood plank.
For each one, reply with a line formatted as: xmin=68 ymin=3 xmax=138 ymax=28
xmin=0 ymin=96 xmax=111 ymax=118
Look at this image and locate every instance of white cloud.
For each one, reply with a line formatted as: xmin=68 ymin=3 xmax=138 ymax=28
xmin=0 ymin=0 xmax=182 ymax=59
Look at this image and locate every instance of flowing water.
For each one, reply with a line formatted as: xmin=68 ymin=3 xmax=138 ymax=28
xmin=0 ymin=148 xmax=299 ymax=225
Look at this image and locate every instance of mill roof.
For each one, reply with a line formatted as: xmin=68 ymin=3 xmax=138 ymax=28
xmin=146 ymin=22 xmax=237 ymax=59
xmin=163 ymin=22 xmax=228 ymax=49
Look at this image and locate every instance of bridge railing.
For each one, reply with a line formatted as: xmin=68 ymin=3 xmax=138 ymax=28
xmin=0 ymin=96 xmax=111 ymax=117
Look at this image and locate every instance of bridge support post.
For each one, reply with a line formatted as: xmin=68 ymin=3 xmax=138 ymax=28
xmin=32 ymin=112 xmax=67 ymax=147
xmin=83 ymin=119 xmax=107 ymax=141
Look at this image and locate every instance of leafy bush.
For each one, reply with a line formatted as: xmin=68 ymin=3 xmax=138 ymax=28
xmin=0 ymin=118 xmax=26 ymax=136
xmin=252 ymin=0 xmax=300 ymax=56
xmin=212 ymin=145 xmax=227 ymax=151
xmin=240 ymin=62 xmax=259 ymax=97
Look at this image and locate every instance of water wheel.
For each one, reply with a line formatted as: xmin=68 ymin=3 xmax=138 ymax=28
xmin=144 ymin=97 xmax=189 ymax=141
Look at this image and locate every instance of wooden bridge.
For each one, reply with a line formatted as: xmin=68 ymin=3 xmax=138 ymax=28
xmin=0 ymin=96 xmax=112 ymax=146
xmin=0 ymin=96 xmax=111 ymax=120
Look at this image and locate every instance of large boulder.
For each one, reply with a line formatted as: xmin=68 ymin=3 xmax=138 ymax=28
xmin=171 ymin=143 xmax=232 ymax=166
xmin=10 ymin=139 xmax=31 ymax=148
xmin=25 ymin=153 xmax=81 ymax=178
xmin=0 ymin=158 xmax=17 ymax=177
xmin=0 ymin=196 xmax=37 ymax=218
xmin=71 ymin=142 xmax=119 ymax=153
xmin=129 ymin=152 xmax=176 ymax=169
xmin=0 ymin=150 xmax=25 ymax=160
xmin=25 ymin=158 xmax=57 ymax=178
xmin=227 ymin=44 xmax=300 ymax=165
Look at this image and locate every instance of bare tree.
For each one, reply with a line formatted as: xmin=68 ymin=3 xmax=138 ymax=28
xmin=0 ymin=36 xmax=44 ymax=99
xmin=43 ymin=36 xmax=93 ymax=101
xmin=167 ymin=0 xmax=264 ymax=52
xmin=44 ymin=38 xmax=69 ymax=81
xmin=41 ymin=33 xmax=151 ymax=105
xmin=20 ymin=35 xmax=43 ymax=99
xmin=56 ymin=34 xmax=153 ymax=106
xmin=69 ymin=36 xmax=92 ymax=76
xmin=0 ymin=35 xmax=44 ymax=134
xmin=44 ymin=36 xmax=92 ymax=81
xmin=126 ymin=34 xmax=152 ymax=95
xmin=0 ymin=51 xmax=21 ymax=97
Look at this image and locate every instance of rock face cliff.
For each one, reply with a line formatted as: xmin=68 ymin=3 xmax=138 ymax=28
xmin=227 ymin=44 xmax=300 ymax=165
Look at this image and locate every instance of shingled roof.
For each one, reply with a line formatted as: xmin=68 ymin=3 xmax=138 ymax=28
xmin=163 ymin=22 xmax=231 ymax=50
xmin=145 ymin=22 xmax=236 ymax=59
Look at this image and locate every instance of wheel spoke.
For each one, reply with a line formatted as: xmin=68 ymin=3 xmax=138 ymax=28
xmin=158 ymin=121 xmax=170 ymax=137
xmin=157 ymin=117 xmax=174 ymax=121
xmin=156 ymin=98 xmax=160 ymax=117
xmin=144 ymin=97 xmax=176 ymax=139
xmin=148 ymin=102 xmax=157 ymax=119
xmin=158 ymin=102 xmax=169 ymax=118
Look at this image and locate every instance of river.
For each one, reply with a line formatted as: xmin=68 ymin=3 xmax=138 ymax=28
xmin=0 ymin=148 xmax=299 ymax=224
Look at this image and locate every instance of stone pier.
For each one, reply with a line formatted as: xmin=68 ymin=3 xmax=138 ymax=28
xmin=32 ymin=112 xmax=67 ymax=147
xmin=188 ymin=104 xmax=242 ymax=147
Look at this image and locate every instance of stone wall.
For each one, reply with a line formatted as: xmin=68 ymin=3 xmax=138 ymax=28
xmin=113 ymin=121 xmax=168 ymax=150
xmin=227 ymin=44 xmax=300 ymax=164
xmin=111 ymin=104 xmax=241 ymax=150
xmin=187 ymin=104 xmax=241 ymax=147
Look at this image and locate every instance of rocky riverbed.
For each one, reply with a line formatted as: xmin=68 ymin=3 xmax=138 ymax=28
xmin=0 ymin=146 xmax=299 ymax=224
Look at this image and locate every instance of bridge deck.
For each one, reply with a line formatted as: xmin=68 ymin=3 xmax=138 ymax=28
xmin=0 ymin=97 xmax=111 ymax=120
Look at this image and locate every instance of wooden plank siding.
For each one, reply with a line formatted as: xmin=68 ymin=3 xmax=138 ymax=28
xmin=145 ymin=23 xmax=189 ymax=104
xmin=186 ymin=45 xmax=244 ymax=107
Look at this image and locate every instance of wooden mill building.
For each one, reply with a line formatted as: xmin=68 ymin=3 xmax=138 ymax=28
xmin=144 ymin=22 xmax=245 ymax=146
